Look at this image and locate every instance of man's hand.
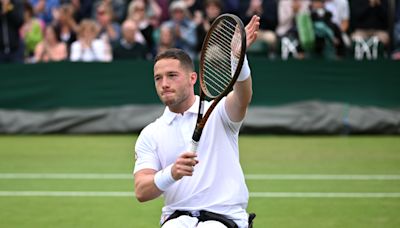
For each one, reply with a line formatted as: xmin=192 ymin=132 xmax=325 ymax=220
xmin=245 ymin=15 xmax=260 ymax=49
xmin=171 ymin=152 xmax=198 ymax=180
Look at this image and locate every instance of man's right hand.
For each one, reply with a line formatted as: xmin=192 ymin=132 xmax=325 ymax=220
xmin=172 ymin=152 xmax=198 ymax=180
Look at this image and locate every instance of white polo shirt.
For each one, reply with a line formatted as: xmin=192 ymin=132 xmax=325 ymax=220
xmin=134 ymin=96 xmax=249 ymax=227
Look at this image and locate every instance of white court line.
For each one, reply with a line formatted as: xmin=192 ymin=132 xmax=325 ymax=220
xmin=0 ymin=191 xmax=400 ymax=198
xmin=1 ymin=173 xmax=400 ymax=180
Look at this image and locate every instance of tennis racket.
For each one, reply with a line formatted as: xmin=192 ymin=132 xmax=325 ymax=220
xmin=190 ymin=14 xmax=247 ymax=152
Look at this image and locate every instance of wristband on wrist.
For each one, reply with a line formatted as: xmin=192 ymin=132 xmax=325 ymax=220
xmin=154 ymin=164 xmax=176 ymax=191
xmin=237 ymin=55 xmax=251 ymax=82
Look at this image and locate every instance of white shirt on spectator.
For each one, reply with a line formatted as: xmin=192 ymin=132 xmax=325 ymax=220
xmin=325 ymin=0 xmax=350 ymax=28
xmin=70 ymin=39 xmax=112 ymax=62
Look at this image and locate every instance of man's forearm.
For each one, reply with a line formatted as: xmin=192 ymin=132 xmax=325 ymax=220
xmin=134 ymin=171 xmax=163 ymax=202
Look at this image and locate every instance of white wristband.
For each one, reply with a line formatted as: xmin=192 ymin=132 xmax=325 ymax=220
xmin=237 ymin=55 xmax=251 ymax=82
xmin=154 ymin=164 xmax=176 ymax=191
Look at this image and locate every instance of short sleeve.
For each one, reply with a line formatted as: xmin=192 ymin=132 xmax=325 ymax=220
xmin=133 ymin=125 xmax=161 ymax=174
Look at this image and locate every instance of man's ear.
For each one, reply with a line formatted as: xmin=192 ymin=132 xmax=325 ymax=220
xmin=190 ymin=72 xmax=197 ymax=85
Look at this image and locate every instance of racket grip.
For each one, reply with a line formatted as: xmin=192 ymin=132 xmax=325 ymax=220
xmin=189 ymin=140 xmax=199 ymax=153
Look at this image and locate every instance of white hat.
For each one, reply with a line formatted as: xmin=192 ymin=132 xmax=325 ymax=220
xmin=169 ymin=1 xmax=187 ymax=12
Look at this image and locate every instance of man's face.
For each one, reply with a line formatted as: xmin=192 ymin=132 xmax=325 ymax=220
xmin=153 ymin=58 xmax=196 ymax=111
xmin=172 ymin=9 xmax=185 ymax=22
xmin=122 ymin=22 xmax=137 ymax=43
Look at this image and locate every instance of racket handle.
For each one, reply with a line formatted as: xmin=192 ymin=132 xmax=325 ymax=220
xmin=189 ymin=140 xmax=199 ymax=153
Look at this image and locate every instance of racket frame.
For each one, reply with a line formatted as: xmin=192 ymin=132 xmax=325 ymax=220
xmin=191 ymin=14 xmax=247 ymax=149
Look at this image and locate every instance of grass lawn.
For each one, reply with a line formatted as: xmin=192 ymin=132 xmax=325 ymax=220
xmin=0 ymin=135 xmax=399 ymax=227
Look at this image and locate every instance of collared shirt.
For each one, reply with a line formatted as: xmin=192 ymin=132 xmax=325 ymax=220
xmin=134 ymin=96 xmax=249 ymax=227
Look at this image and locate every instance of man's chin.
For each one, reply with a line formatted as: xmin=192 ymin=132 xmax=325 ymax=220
xmin=161 ymin=97 xmax=176 ymax=106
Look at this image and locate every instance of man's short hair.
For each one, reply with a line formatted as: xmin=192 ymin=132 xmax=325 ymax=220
xmin=154 ymin=48 xmax=194 ymax=72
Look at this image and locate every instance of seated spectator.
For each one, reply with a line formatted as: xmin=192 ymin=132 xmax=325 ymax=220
xmin=324 ymin=0 xmax=351 ymax=55
xmin=195 ymin=0 xmax=222 ymax=53
xmin=53 ymin=3 xmax=78 ymax=53
xmin=112 ymin=20 xmax=148 ymax=60
xmin=127 ymin=0 xmax=155 ymax=55
xmin=276 ymin=0 xmax=310 ymax=59
xmin=161 ymin=0 xmax=197 ymax=59
xmin=69 ymin=19 xmax=112 ymax=62
xmin=0 ymin=0 xmax=24 ymax=63
xmin=20 ymin=1 xmax=44 ymax=62
xmin=95 ymin=2 xmax=121 ymax=43
xmin=242 ymin=0 xmax=278 ymax=57
xmin=324 ymin=0 xmax=350 ymax=34
xmin=156 ymin=24 xmax=174 ymax=54
xmin=350 ymin=0 xmax=390 ymax=49
xmin=310 ymin=0 xmax=344 ymax=58
xmin=128 ymin=0 xmax=162 ymax=27
xmin=34 ymin=24 xmax=67 ymax=62
xmin=276 ymin=0 xmax=310 ymax=37
xmin=92 ymin=0 xmax=126 ymax=23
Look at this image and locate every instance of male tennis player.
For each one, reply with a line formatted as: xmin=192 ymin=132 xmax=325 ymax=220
xmin=134 ymin=15 xmax=260 ymax=228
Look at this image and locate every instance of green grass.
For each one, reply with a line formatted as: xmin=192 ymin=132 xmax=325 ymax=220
xmin=0 ymin=135 xmax=400 ymax=227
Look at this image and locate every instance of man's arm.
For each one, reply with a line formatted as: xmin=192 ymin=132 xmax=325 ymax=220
xmin=134 ymin=152 xmax=198 ymax=202
xmin=134 ymin=169 xmax=162 ymax=202
xmin=225 ymin=15 xmax=260 ymax=122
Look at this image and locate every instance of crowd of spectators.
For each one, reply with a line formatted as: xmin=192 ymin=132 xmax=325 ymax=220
xmin=1 ymin=0 xmax=400 ymax=64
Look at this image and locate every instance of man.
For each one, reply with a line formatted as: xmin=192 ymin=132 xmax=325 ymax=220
xmin=112 ymin=20 xmax=148 ymax=60
xmin=134 ymin=15 xmax=260 ymax=228
xmin=161 ymin=0 xmax=197 ymax=60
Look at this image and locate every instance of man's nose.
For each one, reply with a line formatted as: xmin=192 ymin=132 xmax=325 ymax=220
xmin=161 ymin=77 xmax=170 ymax=88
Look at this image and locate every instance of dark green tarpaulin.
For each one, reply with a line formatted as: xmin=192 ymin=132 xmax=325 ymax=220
xmin=1 ymin=59 xmax=399 ymax=110
xmin=0 ymin=59 xmax=399 ymax=134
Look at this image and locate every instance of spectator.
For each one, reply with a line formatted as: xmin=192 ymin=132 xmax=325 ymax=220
xmin=20 ymin=1 xmax=44 ymax=62
xmin=128 ymin=0 xmax=162 ymax=28
xmin=95 ymin=2 xmax=120 ymax=43
xmin=276 ymin=0 xmax=310 ymax=37
xmin=324 ymin=0 xmax=351 ymax=54
xmin=324 ymin=0 xmax=350 ymax=33
xmin=34 ymin=24 xmax=67 ymax=62
xmin=242 ymin=0 xmax=278 ymax=57
xmin=156 ymin=23 xmax=174 ymax=54
xmin=276 ymin=0 xmax=310 ymax=59
xmin=69 ymin=19 xmax=112 ymax=62
xmin=29 ymin=0 xmax=59 ymax=24
xmin=112 ymin=20 xmax=148 ymax=60
xmin=127 ymin=0 xmax=155 ymax=55
xmin=350 ymin=0 xmax=390 ymax=48
xmin=92 ymin=0 xmax=126 ymax=23
xmin=310 ymin=0 xmax=343 ymax=58
xmin=195 ymin=0 xmax=222 ymax=53
xmin=53 ymin=3 xmax=78 ymax=52
xmin=161 ymin=0 xmax=197 ymax=59
xmin=0 ymin=0 xmax=24 ymax=63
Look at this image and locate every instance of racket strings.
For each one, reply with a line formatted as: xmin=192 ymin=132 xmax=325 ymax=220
xmin=202 ymin=19 xmax=243 ymax=97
